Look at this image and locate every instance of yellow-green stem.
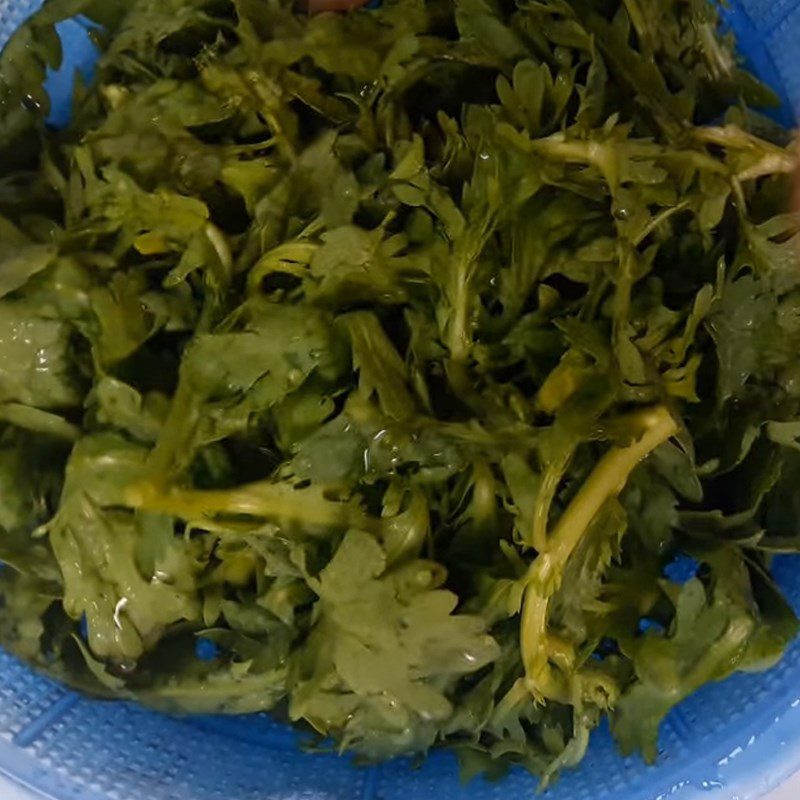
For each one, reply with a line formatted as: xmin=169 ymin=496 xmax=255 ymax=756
xmin=125 ymin=478 xmax=380 ymax=534
xmin=521 ymin=405 xmax=678 ymax=701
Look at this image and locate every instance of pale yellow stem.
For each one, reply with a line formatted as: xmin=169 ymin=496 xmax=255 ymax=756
xmin=521 ymin=405 xmax=678 ymax=701
xmin=125 ymin=478 xmax=379 ymax=535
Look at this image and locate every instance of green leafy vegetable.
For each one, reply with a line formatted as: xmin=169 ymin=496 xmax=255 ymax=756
xmin=0 ymin=0 xmax=799 ymax=784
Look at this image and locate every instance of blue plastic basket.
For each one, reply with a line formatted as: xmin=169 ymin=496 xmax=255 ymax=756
xmin=1 ymin=1 xmax=800 ymax=799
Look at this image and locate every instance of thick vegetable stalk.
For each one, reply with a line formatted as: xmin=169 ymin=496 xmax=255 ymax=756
xmin=125 ymin=478 xmax=380 ymax=534
xmin=521 ymin=406 xmax=678 ymax=702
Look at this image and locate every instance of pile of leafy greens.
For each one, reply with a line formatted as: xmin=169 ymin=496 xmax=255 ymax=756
xmin=1 ymin=0 xmax=799 ymax=783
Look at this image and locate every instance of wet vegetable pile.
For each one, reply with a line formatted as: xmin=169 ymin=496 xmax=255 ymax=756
xmin=1 ymin=0 xmax=799 ymax=782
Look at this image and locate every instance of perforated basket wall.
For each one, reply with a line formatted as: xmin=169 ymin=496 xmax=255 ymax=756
xmin=1 ymin=1 xmax=799 ymax=798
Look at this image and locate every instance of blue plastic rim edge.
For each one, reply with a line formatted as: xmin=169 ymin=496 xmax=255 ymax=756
xmin=718 ymin=0 xmax=796 ymax=127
